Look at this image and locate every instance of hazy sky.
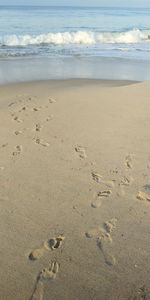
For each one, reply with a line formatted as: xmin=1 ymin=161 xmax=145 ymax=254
xmin=0 ymin=0 xmax=150 ymax=7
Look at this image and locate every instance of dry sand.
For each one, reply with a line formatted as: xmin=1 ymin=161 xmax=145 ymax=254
xmin=0 ymin=79 xmax=150 ymax=300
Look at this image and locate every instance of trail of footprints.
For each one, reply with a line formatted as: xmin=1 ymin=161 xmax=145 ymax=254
xmin=7 ymin=95 xmax=150 ymax=296
xmin=9 ymin=96 xmax=56 ymax=157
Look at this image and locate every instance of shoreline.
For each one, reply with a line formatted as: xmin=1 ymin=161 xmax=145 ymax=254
xmin=0 ymin=78 xmax=139 ymax=89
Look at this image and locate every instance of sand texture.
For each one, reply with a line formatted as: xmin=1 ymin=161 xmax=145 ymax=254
xmin=0 ymin=79 xmax=150 ymax=299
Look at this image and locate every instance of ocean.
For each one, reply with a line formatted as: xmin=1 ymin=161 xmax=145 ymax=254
xmin=0 ymin=5 xmax=150 ymax=84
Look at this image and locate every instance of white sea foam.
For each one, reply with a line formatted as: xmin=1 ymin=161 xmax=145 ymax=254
xmin=0 ymin=29 xmax=150 ymax=47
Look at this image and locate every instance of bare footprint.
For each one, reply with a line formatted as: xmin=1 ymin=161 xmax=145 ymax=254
xmin=136 ymin=191 xmax=150 ymax=202
xmin=91 ymin=190 xmax=112 ymax=208
xmin=92 ymin=172 xmax=114 ymax=187
xmin=14 ymin=130 xmax=22 ymax=136
xmin=97 ymin=237 xmax=116 ymax=266
xmin=30 ymin=261 xmax=59 ymax=300
xmin=120 ymin=176 xmax=134 ymax=186
xmin=125 ymin=154 xmax=133 ymax=169
xmin=13 ymin=116 xmax=23 ymax=123
xmin=12 ymin=145 xmax=23 ymax=156
xmin=29 ymin=236 xmax=65 ymax=260
xmin=35 ymin=138 xmax=49 ymax=147
xmin=75 ymin=146 xmax=87 ymax=159
xmin=49 ymin=98 xmax=56 ymax=104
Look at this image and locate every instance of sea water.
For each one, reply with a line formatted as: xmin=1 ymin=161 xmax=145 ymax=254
xmin=0 ymin=5 xmax=150 ymax=83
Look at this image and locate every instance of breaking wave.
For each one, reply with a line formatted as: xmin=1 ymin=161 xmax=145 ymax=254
xmin=1 ymin=29 xmax=150 ymax=46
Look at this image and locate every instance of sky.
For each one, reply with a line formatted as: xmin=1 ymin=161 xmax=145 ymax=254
xmin=0 ymin=0 xmax=150 ymax=8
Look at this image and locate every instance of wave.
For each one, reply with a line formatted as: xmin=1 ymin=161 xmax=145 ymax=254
xmin=0 ymin=29 xmax=150 ymax=46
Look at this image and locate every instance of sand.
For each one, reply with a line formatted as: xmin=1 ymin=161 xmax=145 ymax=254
xmin=0 ymin=79 xmax=150 ymax=300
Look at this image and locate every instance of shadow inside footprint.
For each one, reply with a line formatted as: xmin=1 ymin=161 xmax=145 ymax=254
xmin=44 ymin=236 xmax=65 ymax=250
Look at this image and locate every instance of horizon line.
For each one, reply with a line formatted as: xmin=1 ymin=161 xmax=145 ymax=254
xmin=0 ymin=4 xmax=150 ymax=9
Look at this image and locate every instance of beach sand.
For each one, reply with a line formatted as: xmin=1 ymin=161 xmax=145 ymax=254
xmin=0 ymin=79 xmax=150 ymax=300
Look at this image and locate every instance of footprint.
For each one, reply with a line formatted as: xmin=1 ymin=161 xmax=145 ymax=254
xmin=125 ymin=154 xmax=133 ymax=169
xmin=97 ymin=237 xmax=116 ymax=266
xmin=75 ymin=146 xmax=87 ymax=159
xmin=14 ymin=130 xmax=22 ymax=135
xmin=120 ymin=176 xmax=134 ymax=186
xmin=91 ymin=172 xmax=114 ymax=187
xmin=12 ymin=145 xmax=23 ymax=156
xmin=91 ymin=190 xmax=112 ymax=208
xmin=13 ymin=116 xmax=23 ymax=123
xmin=35 ymin=138 xmax=49 ymax=147
xmin=49 ymin=98 xmax=56 ymax=104
xmin=30 ymin=261 xmax=59 ymax=300
xmin=86 ymin=218 xmax=117 ymax=266
xmin=136 ymin=191 xmax=150 ymax=202
xmin=29 ymin=236 xmax=65 ymax=260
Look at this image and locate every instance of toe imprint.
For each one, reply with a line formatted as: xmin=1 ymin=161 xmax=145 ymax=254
xmin=39 ymin=261 xmax=59 ymax=281
xmin=92 ymin=172 xmax=102 ymax=183
xmin=44 ymin=236 xmax=65 ymax=250
xmin=98 ymin=190 xmax=112 ymax=197
xmin=104 ymin=218 xmax=117 ymax=233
